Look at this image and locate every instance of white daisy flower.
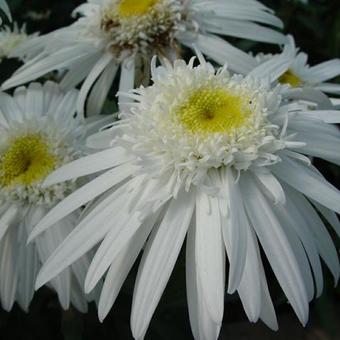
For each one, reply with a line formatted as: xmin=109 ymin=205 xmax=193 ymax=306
xmin=255 ymin=36 xmax=340 ymax=95
xmin=0 ymin=81 xmax=110 ymax=312
xmin=30 ymin=56 xmax=340 ymax=339
xmin=0 ymin=0 xmax=11 ymax=23
xmin=0 ymin=23 xmax=39 ymax=62
xmin=2 ymin=0 xmax=286 ymax=115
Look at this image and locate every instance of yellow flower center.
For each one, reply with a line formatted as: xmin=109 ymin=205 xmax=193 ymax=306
xmin=0 ymin=134 xmax=57 ymax=187
xmin=176 ymin=88 xmax=252 ymax=134
xmin=278 ymin=69 xmax=302 ymax=87
xmin=117 ymin=0 xmax=159 ymax=17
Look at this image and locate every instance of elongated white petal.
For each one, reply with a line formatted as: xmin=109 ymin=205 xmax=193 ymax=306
xmin=312 ymin=200 xmax=340 ymax=237
xmin=252 ymin=168 xmax=285 ymax=204
xmin=240 ymin=173 xmax=309 ymax=325
xmin=0 ymin=228 xmax=18 ymax=311
xmin=0 ymin=0 xmax=11 ymax=21
xmin=76 ymin=52 xmax=114 ymax=116
xmin=181 ymin=33 xmax=257 ymax=74
xmin=131 ymin=189 xmax=195 ymax=340
xmin=297 ymin=110 xmax=340 ymax=124
xmin=118 ymin=57 xmax=135 ymax=109
xmin=85 ymin=211 xmax=160 ymax=293
xmin=237 ymin=225 xmax=262 ymax=322
xmin=2 ymin=45 xmax=96 ymax=90
xmin=220 ymin=169 xmax=247 ymax=293
xmin=35 ymin=182 xmax=131 ymax=289
xmin=97 ymin=221 xmax=157 ymax=321
xmin=306 ymin=59 xmax=340 ymax=83
xmin=43 ymin=146 xmax=133 ymax=186
xmin=272 ymin=153 xmax=340 ymax=214
xmin=0 ymin=205 xmax=17 ymax=242
xmin=186 ymin=222 xmax=221 ymax=340
xmin=87 ymin=60 xmax=119 ymax=116
xmin=286 ymin=187 xmax=340 ymax=283
xmin=30 ymin=163 xmax=133 ymax=241
xmin=283 ymin=88 xmax=333 ymax=109
xmin=195 ymin=189 xmax=225 ymax=323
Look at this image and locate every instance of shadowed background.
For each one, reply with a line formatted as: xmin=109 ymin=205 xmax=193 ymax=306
xmin=0 ymin=0 xmax=339 ymax=339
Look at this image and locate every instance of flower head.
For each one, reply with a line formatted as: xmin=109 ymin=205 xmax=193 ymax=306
xmin=31 ymin=56 xmax=340 ymax=339
xmin=256 ymin=36 xmax=340 ymax=95
xmin=2 ymin=0 xmax=285 ymax=115
xmin=0 ymin=82 xmax=109 ymax=311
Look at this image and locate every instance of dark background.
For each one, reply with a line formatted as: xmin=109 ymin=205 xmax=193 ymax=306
xmin=0 ymin=0 xmax=339 ymax=339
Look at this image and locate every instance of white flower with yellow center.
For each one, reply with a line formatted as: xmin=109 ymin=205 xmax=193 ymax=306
xmin=0 ymin=81 xmax=110 ymax=312
xmin=0 ymin=23 xmax=39 ymax=62
xmin=255 ymin=37 xmax=340 ymax=96
xmin=2 ymin=0 xmax=286 ymax=115
xmin=30 ymin=57 xmax=340 ymax=340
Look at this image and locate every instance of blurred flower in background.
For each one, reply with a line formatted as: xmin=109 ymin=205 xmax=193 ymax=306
xmin=2 ymin=0 xmax=286 ymax=115
xmin=0 ymin=23 xmax=38 ymax=62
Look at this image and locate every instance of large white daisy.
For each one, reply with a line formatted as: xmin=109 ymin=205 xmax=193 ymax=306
xmin=31 ymin=56 xmax=340 ymax=339
xmin=2 ymin=0 xmax=286 ymax=115
xmin=0 ymin=81 xmax=110 ymax=311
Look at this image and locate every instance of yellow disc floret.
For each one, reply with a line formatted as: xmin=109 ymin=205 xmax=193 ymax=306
xmin=278 ymin=69 xmax=302 ymax=87
xmin=118 ymin=0 xmax=159 ymax=17
xmin=0 ymin=134 xmax=57 ymax=187
xmin=175 ymin=87 xmax=252 ymax=135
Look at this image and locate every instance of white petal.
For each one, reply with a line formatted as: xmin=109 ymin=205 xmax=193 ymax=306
xmin=240 ymin=173 xmax=309 ymax=325
xmin=87 ymin=60 xmax=119 ymax=116
xmin=195 ymin=189 xmax=225 ymax=323
xmin=0 ymin=205 xmax=18 ymax=242
xmin=30 ymin=163 xmax=133 ymax=240
xmin=252 ymin=168 xmax=286 ymax=205
xmin=131 ymin=189 xmax=195 ymax=340
xmin=97 ymin=220 xmax=157 ymax=321
xmin=220 ymin=169 xmax=247 ymax=294
xmin=43 ymin=146 xmax=133 ymax=186
xmin=34 ymin=182 xmax=131 ymax=289
xmin=186 ymin=222 xmax=221 ymax=340
xmin=0 ymin=228 xmax=18 ymax=311
xmin=287 ymin=188 xmax=340 ymax=283
xmin=85 ymin=211 xmax=160 ymax=293
xmin=237 ymin=226 xmax=262 ymax=323
xmin=180 ymin=33 xmax=257 ymax=74
xmin=76 ymin=52 xmax=114 ymax=117
xmin=272 ymin=152 xmax=340 ymax=214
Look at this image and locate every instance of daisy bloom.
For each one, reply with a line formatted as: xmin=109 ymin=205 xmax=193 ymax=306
xmin=2 ymin=0 xmax=286 ymax=115
xmin=255 ymin=36 xmax=340 ymax=96
xmin=0 ymin=23 xmax=39 ymax=62
xmin=30 ymin=55 xmax=340 ymax=340
xmin=0 ymin=0 xmax=11 ymax=23
xmin=0 ymin=81 xmax=109 ymax=311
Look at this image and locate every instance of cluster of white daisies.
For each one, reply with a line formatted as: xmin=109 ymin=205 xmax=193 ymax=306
xmin=0 ymin=0 xmax=340 ymax=339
